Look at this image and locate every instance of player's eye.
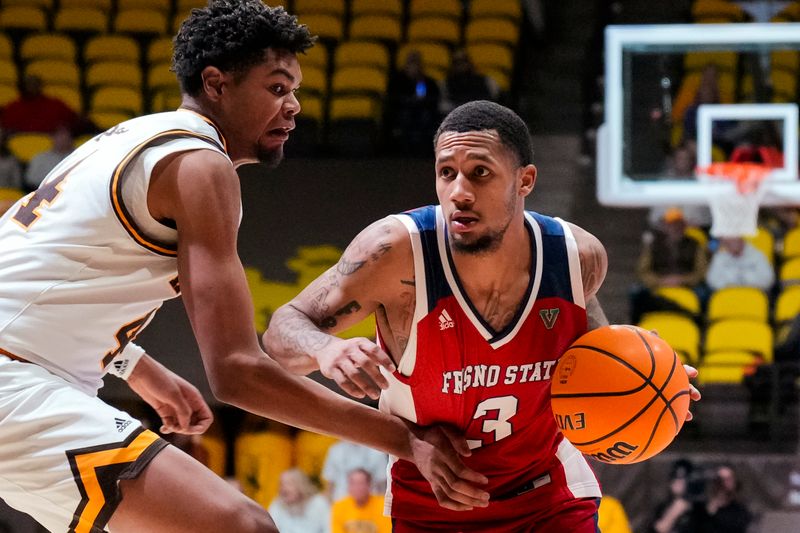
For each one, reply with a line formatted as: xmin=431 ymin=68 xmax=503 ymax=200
xmin=473 ymin=166 xmax=490 ymax=177
xmin=270 ymin=84 xmax=286 ymax=95
xmin=438 ymin=167 xmax=455 ymax=179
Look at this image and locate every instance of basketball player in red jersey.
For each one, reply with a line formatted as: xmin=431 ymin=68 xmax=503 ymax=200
xmin=0 ymin=3 xmax=489 ymax=532
xmin=265 ymin=101 xmax=700 ymax=531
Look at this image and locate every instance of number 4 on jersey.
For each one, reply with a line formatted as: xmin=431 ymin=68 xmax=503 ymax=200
xmin=467 ymin=395 xmax=519 ymax=450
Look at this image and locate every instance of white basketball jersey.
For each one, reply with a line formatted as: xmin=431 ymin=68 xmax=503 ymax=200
xmin=0 ymin=110 xmax=230 ymax=394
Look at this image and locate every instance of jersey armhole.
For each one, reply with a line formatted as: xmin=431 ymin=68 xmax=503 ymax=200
xmin=555 ymin=218 xmax=586 ymax=309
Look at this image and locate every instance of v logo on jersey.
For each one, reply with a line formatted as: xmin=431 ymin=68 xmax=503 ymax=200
xmin=539 ymin=308 xmax=560 ymax=329
xmin=439 ymin=309 xmax=455 ymax=330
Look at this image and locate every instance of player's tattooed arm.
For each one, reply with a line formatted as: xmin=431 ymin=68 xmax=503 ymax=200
xmin=264 ymin=217 xmax=413 ymax=398
xmin=567 ymin=222 xmax=608 ymax=300
xmin=586 ymin=295 xmax=609 ymax=330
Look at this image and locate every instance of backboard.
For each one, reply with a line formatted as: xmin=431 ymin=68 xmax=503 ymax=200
xmin=598 ymin=23 xmax=800 ymax=206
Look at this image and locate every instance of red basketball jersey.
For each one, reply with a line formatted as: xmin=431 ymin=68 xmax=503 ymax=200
xmin=379 ymin=206 xmax=601 ymax=527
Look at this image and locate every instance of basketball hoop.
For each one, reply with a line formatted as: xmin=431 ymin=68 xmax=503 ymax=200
xmin=696 ymin=162 xmax=772 ymax=238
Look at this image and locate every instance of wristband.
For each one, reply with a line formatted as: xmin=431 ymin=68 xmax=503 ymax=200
xmin=105 ymin=342 xmax=146 ymax=380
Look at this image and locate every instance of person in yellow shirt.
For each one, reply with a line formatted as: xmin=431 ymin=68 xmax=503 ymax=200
xmin=331 ymin=469 xmax=391 ymax=533
xmin=598 ymin=495 xmax=633 ymax=533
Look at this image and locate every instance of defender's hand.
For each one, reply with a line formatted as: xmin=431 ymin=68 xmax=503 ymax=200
xmin=408 ymin=424 xmax=490 ymax=511
xmin=317 ymin=337 xmax=396 ymax=400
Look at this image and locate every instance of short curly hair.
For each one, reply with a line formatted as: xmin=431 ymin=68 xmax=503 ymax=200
xmin=434 ymin=101 xmax=534 ymax=167
xmin=173 ymin=0 xmax=316 ymax=96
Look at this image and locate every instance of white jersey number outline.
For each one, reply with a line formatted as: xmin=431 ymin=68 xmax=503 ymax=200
xmin=467 ymin=395 xmax=519 ymax=450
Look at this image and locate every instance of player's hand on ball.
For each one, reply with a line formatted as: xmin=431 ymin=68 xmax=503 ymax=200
xmin=407 ymin=424 xmax=490 ymax=511
xmin=684 ymin=364 xmax=701 ymax=422
xmin=316 ymin=337 xmax=396 ymax=400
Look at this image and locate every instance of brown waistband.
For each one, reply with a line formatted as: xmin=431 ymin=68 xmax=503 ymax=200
xmin=0 ymin=347 xmax=31 ymax=364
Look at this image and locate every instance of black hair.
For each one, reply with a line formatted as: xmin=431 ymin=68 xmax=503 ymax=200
xmin=173 ymin=0 xmax=316 ymax=96
xmin=433 ymin=100 xmax=534 ymax=166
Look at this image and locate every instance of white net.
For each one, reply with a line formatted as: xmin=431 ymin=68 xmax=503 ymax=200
xmin=698 ymin=164 xmax=771 ymax=238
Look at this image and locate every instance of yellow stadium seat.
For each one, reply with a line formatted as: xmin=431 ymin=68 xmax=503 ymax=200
xmin=684 ymin=51 xmax=738 ymax=73
xmin=469 ymin=0 xmax=522 ymax=22
xmin=176 ymin=0 xmax=208 ymax=10
xmin=775 ymin=285 xmax=800 ymax=324
xmin=3 ymin=0 xmax=53 ymax=8
xmin=705 ymin=319 xmax=773 ymax=362
xmin=771 ymin=69 xmax=797 ymax=102
xmin=91 ymin=86 xmax=143 ymax=115
xmin=7 ymin=133 xmax=53 ymax=164
xmin=407 ymin=17 xmax=461 ymax=47
xmin=349 ymin=15 xmax=402 ymax=44
xmin=465 ymin=18 xmax=520 ymax=47
xmin=85 ymin=35 xmax=140 ymax=64
xmin=697 ymin=350 xmax=761 ymax=385
xmin=0 ymin=60 xmax=17 ymax=85
xmin=60 ymin=0 xmax=111 ymax=9
xmin=25 ymin=60 xmax=80 ymax=88
xmin=397 ymin=42 xmax=451 ymax=78
xmin=297 ymin=93 xmax=323 ymax=123
xmin=707 ymin=287 xmax=770 ymax=323
xmin=299 ymin=44 xmax=329 ymax=72
xmin=150 ymin=88 xmax=182 ymax=113
xmin=466 ymin=43 xmax=514 ymax=75
xmin=294 ymin=0 xmax=345 ymax=18
xmin=293 ymin=431 xmax=338 ymax=484
xmin=485 ymin=69 xmax=511 ymax=91
xmin=334 ymin=41 xmax=390 ymax=72
xmin=783 ymin=227 xmax=800 ymax=259
xmin=684 ymin=226 xmax=709 ymax=249
xmin=114 ymin=8 xmax=167 ymax=35
xmin=654 ymin=286 xmax=702 ymax=316
xmin=89 ymin=111 xmax=133 ymax=130
xmin=409 ymin=0 xmax=462 ymax=20
xmin=692 ymin=0 xmax=746 ymax=22
xmin=54 ymin=7 xmax=108 ymax=33
xmin=298 ymin=65 xmax=327 ymax=97
xmin=351 ymin=0 xmax=402 ymax=19
xmin=147 ymin=37 xmax=173 ymax=65
xmin=117 ymin=0 xmax=170 ymax=12
xmin=298 ymin=14 xmax=343 ymax=42
xmin=0 ymin=6 xmax=47 ymax=32
xmin=86 ymin=61 xmax=142 ymax=90
xmin=638 ymin=311 xmax=701 ymax=365
xmin=0 ymin=34 xmax=11 ymax=60
xmin=745 ymin=226 xmax=775 ymax=264
xmin=198 ymin=433 xmax=226 ymax=479
xmin=20 ymin=34 xmax=78 ymax=64
xmin=671 ymin=70 xmax=737 ymax=125
xmin=235 ymin=431 xmax=293 ymax=510
xmin=43 ymin=85 xmax=82 ymax=113
xmin=329 ymin=95 xmax=381 ymax=121
xmin=780 ymin=256 xmax=800 ymax=285
xmin=0 ymin=84 xmax=17 ymax=107
xmin=147 ymin=63 xmax=177 ymax=92
xmin=331 ymin=66 xmax=387 ymax=97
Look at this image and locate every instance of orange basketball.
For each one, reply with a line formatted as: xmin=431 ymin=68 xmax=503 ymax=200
xmin=550 ymin=325 xmax=691 ymax=464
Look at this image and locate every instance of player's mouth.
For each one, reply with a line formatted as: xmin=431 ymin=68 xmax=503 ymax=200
xmin=267 ymin=126 xmax=293 ymax=141
xmin=451 ymin=211 xmax=479 ymax=232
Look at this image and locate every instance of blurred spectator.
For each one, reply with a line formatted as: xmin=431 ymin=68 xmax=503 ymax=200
xmin=440 ymin=49 xmax=499 ymax=114
xmin=0 ymin=128 xmax=22 ymax=191
xmin=0 ymin=75 xmax=89 ymax=135
xmin=330 ymin=469 xmax=390 ymax=533
xmin=322 ymin=441 xmax=387 ymax=503
xmin=647 ymin=459 xmax=696 ymax=533
xmin=649 ymin=144 xmax=712 ymax=229
xmin=630 ymin=208 xmax=709 ymax=323
xmin=597 ymin=494 xmax=633 ymax=533
xmin=24 ymin=125 xmax=74 ymax=191
xmin=385 ymin=50 xmax=441 ymax=155
xmin=268 ymin=469 xmax=330 ymax=533
xmin=681 ymin=65 xmax=722 ymax=144
xmin=687 ymin=465 xmax=752 ymax=533
xmin=705 ymin=236 xmax=774 ymax=291
xmin=762 ymin=206 xmax=800 ymax=242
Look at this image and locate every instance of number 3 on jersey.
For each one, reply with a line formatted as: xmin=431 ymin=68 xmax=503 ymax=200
xmin=467 ymin=395 xmax=519 ymax=450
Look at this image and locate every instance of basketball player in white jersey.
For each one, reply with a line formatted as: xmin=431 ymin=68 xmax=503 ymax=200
xmin=0 ymin=3 xmax=489 ymax=532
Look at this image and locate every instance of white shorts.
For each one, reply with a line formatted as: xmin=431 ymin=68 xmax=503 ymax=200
xmin=0 ymin=354 xmax=167 ymax=532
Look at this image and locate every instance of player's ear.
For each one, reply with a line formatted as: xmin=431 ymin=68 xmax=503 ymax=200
xmin=201 ymin=66 xmax=226 ymax=101
xmin=519 ymin=164 xmax=536 ymax=197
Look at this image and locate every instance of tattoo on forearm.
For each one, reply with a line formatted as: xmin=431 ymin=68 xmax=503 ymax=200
xmin=580 ymin=246 xmax=603 ymax=296
xmin=272 ymin=312 xmax=333 ymax=355
xmin=371 ymin=242 xmax=391 ymax=262
xmin=337 ymin=258 xmax=365 ymax=275
xmin=319 ymin=300 xmax=362 ymax=329
xmin=401 ymin=279 xmax=415 ymax=286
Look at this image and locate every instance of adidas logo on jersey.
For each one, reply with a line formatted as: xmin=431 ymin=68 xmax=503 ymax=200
xmin=439 ymin=309 xmax=455 ymax=330
xmin=115 ymin=417 xmax=132 ymax=433
xmin=113 ymin=359 xmax=128 ymax=375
